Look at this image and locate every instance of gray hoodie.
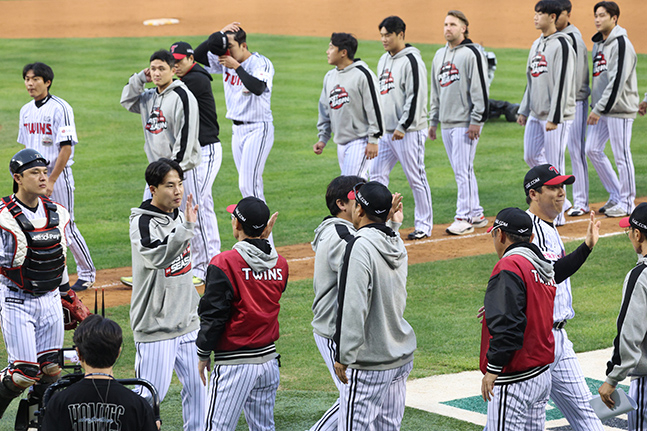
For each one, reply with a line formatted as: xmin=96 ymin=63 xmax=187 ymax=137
xmin=317 ymin=60 xmax=384 ymax=145
xmin=590 ymin=25 xmax=639 ymax=118
xmin=129 ymin=201 xmax=199 ymax=343
xmin=334 ymin=223 xmax=416 ymax=370
xmin=377 ymin=45 xmax=428 ymax=133
xmin=519 ymin=32 xmax=576 ymax=123
xmin=429 ymin=39 xmax=489 ymax=129
xmin=605 ymin=255 xmax=647 ymax=386
xmin=120 ymin=71 xmax=201 ymax=171
xmin=561 ymin=24 xmax=591 ymax=102
xmin=503 ymin=243 xmax=555 ymax=283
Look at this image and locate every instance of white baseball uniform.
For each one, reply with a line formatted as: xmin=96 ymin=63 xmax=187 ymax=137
xmin=429 ymin=39 xmax=488 ymax=224
xmin=17 ymin=94 xmax=96 ymax=283
xmin=585 ymin=25 xmax=639 ymax=215
xmin=373 ymin=45 xmax=433 ymax=236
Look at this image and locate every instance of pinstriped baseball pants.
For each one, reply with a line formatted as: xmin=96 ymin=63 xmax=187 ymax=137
xmin=337 ymin=138 xmax=372 ymax=180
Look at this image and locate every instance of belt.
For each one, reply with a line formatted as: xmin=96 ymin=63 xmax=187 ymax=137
xmin=553 ymin=320 xmax=567 ymax=330
xmin=232 ymin=120 xmax=253 ymax=126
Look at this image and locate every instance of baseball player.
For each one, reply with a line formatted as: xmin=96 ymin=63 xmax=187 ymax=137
xmin=120 ymin=49 xmax=212 ymax=284
xmin=598 ymin=203 xmax=647 ymax=430
xmin=334 ymin=181 xmax=416 ymax=431
xmin=0 ymin=149 xmax=83 ymax=419
xmin=372 ymin=16 xmax=433 ymax=240
xmin=481 ymin=207 xmax=556 ymax=431
xmin=171 ymin=41 xmax=222 ymax=263
xmin=555 ymin=1 xmax=592 ymax=218
xmin=313 ymin=33 xmax=384 ymax=180
xmin=18 ymin=62 xmax=96 ymax=291
xmin=41 ymin=315 xmax=158 ymax=431
xmin=518 ymin=0 xmax=576 ymax=226
xmin=197 ymin=197 xmax=288 ymax=431
xmin=429 ymin=10 xmax=489 ymax=236
xmin=194 ymin=23 xmax=275 ymax=203
xmin=585 ymin=1 xmax=639 ymax=218
xmin=129 ymin=159 xmax=205 ymax=431
xmin=524 ymin=164 xmax=604 ymax=430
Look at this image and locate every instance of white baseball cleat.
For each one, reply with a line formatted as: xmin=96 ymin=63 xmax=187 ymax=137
xmin=446 ymin=219 xmax=474 ymax=235
xmin=472 ymin=215 xmax=489 ymax=228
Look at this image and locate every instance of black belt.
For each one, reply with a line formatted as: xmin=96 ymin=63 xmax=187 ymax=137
xmin=553 ymin=320 xmax=567 ymax=330
xmin=232 ymin=120 xmax=253 ymax=126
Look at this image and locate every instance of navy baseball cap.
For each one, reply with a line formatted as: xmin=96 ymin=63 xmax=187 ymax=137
xmin=170 ymin=42 xmax=194 ymax=60
xmin=226 ymin=197 xmax=270 ymax=237
xmin=10 ymin=149 xmax=49 ymax=193
xmin=487 ymin=207 xmax=533 ymax=237
xmin=524 ymin=164 xmax=575 ymax=195
xmin=347 ymin=181 xmax=391 ymax=221
xmin=619 ymin=203 xmax=647 ymax=235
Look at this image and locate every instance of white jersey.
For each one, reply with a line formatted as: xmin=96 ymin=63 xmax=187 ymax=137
xmin=205 ymin=51 xmax=273 ymax=122
xmin=527 ymin=211 xmax=574 ymax=322
xmin=17 ymin=94 xmax=77 ymax=169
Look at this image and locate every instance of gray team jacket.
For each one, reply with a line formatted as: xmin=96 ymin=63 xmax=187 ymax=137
xmin=120 ymin=72 xmax=201 ymax=171
xmin=561 ymin=24 xmax=590 ymax=102
xmin=590 ymin=25 xmax=639 ymax=119
xmin=377 ymin=45 xmax=428 ymax=133
xmin=429 ymin=39 xmax=489 ymax=129
xmin=519 ymin=32 xmax=576 ymax=123
xmin=605 ymin=255 xmax=647 ymax=386
xmin=129 ymin=201 xmax=200 ymax=343
xmin=317 ymin=60 xmax=384 ymax=145
xmin=334 ymin=223 xmax=416 ymax=370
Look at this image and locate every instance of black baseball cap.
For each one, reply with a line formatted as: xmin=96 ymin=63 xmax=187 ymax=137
xmin=487 ymin=207 xmax=533 ymax=237
xmin=170 ymin=42 xmax=194 ymax=60
xmin=524 ymin=164 xmax=575 ymax=196
xmin=619 ymin=203 xmax=647 ymax=235
xmin=347 ymin=181 xmax=391 ymax=221
xmin=226 ymin=197 xmax=270 ymax=237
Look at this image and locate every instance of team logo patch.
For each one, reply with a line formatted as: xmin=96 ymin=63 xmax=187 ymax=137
xmin=5 ymin=297 xmax=24 ymax=305
xmin=145 ymin=107 xmax=168 ymax=134
xmin=165 ymin=246 xmax=192 ymax=277
xmin=42 ymin=136 xmax=53 ymax=146
xmin=592 ymin=52 xmax=607 ymax=77
xmin=530 ymin=52 xmax=548 ymax=77
xmin=329 ymin=85 xmax=350 ymax=110
xmin=438 ymin=62 xmax=460 ymax=87
xmin=379 ymin=69 xmax=395 ymax=94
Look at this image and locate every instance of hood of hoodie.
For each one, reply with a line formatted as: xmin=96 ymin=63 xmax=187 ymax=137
xmin=157 ymin=78 xmax=185 ymax=96
xmin=390 ymin=44 xmax=421 ymax=60
xmin=130 ymin=200 xmax=179 ymax=223
xmin=337 ymin=59 xmax=370 ymax=73
xmin=234 ymin=238 xmax=278 ymax=273
xmin=592 ymin=24 xmax=627 ymax=44
xmin=356 ymin=223 xmax=406 ymax=269
xmin=187 ymin=62 xmax=214 ymax=82
xmin=503 ymin=242 xmax=555 ymax=283
xmin=311 ymin=216 xmax=355 ymax=252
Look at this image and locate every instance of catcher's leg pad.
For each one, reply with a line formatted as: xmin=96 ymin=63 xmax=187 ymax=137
xmin=0 ymin=363 xmax=39 ymax=418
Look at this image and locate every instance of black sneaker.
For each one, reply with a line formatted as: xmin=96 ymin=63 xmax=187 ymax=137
xmin=71 ymin=279 xmax=93 ymax=292
xmin=407 ymin=230 xmax=428 ymax=240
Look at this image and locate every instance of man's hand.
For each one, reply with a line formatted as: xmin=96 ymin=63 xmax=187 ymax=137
xmin=185 ymin=194 xmax=198 ymax=223
xmin=517 ymin=114 xmax=527 ymax=126
xmin=143 ymin=68 xmax=152 ymax=83
xmin=587 ymin=112 xmax=600 ymax=125
xmin=313 ymin=141 xmax=326 ymax=155
xmin=585 ymin=210 xmax=601 ymax=250
xmin=481 ymin=372 xmax=498 ymax=401
xmin=546 ymin=121 xmax=557 ymax=131
xmin=219 ymin=55 xmax=240 ymax=70
xmin=220 ymin=22 xmax=241 ymax=33
xmin=392 ymin=130 xmax=405 ymax=140
xmin=467 ymin=124 xmax=481 ymax=140
xmin=198 ymin=358 xmax=211 ymax=386
xmin=45 ymin=178 xmax=55 ymax=197
xmin=428 ymin=126 xmax=437 ymax=141
xmin=389 ymin=193 xmax=403 ymax=224
xmin=261 ymin=212 xmax=278 ymax=239
xmin=334 ymin=362 xmax=349 ymax=384
xmin=365 ymin=143 xmax=378 ymax=159
xmin=598 ymin=382 xmax=616 ymax=409
xmin=639 ymin=101 xmax=647 ymax=116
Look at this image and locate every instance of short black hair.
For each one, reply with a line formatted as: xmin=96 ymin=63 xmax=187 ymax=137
xmin=326 ymin=175 xmax=365 ymax=216
xmin=378 ymin=16 xmax=406 ymax=36
xmin=330 ymin=33 xmax=358 ymax=60
xmin=149 ymin=49 xmax=176 ymax=67
xmin=535 ymin=0 xmax=562 ymax=17
xmin=22 ymin=62 xmax=54 ymax=90
xmin=557 ymin=0 xmax=572 ymax=13
xmin=145 ymin=158 xmax=183 ymax=187
xmin=594 ymin=1 xmax=620 ymax=20
xmin=501 ymin=230 xmax=532 ymax=244
xmin=73 ymin=315 xmax=123 ymax=369
xmin=225 ymin=28 xmax=247 ymax=45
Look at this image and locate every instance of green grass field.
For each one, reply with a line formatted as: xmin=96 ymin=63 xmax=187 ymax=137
xmin=0 ymin=34 xmax=646 ymax=430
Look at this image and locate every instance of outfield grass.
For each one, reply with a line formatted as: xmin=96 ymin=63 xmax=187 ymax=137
xmin=0 ymin=34 xmax=646 ymax=430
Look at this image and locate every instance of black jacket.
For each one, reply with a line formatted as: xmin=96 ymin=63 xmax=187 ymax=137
xmin=181 ymin=63 xmax=220 ymax=145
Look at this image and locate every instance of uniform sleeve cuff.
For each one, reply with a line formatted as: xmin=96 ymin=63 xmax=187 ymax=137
xmin=197 ymin=348 xmax=211 ymax=361
xmin=486 ymin=363 xmax=503 ymax=375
